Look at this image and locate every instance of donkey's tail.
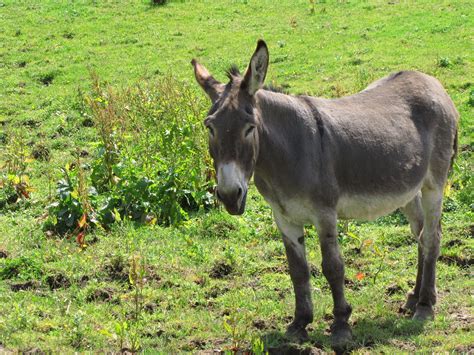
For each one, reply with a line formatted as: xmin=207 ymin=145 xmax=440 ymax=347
xmin=449 ymin=127 xmax=458 ymax=175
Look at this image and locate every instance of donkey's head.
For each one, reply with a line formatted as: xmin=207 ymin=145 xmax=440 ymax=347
xmin=192 ymin=40 xmax=269 ymax=215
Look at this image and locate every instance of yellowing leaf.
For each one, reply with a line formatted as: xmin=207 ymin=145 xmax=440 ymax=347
xmin=113 ymin=208 xmax=122 ymax=222
xmin=71 ymin=190 xmax=79 ymax=199
xmin=78 ymin=213 xmax=87 ymax=228
xmin=444 ymin=182 xmax=452 ymax=197
xmin=362 ymin=239 xmax=373 ymax=248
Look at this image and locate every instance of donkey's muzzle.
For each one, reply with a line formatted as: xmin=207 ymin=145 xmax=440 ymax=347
xmin=216 ymin=186 xmax=247 ymax=215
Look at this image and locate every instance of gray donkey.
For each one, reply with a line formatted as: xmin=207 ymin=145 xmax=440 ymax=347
xmin=192 ymin=40 xmax=458 ymax=350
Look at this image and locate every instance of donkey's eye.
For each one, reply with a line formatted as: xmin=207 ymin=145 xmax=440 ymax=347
xmin=245 ymin=106 xmax=253 ymax=115
xmin=244 ymin=125 xmax=255 ymax=137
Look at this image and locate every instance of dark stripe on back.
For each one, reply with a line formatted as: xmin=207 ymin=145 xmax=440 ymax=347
xmin=299 ymin=96 xmax=325 ymax=151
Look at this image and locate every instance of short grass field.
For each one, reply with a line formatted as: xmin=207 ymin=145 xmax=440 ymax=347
xmin=0 ymin=0 xmax=473 ymax=353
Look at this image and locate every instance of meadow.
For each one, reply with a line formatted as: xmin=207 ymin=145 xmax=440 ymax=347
xmin=0 ymin=0 xmax=472 ymax=353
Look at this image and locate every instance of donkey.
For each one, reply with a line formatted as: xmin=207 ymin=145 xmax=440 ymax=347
xmin=191 ymin=40 xmax=458 ymax=350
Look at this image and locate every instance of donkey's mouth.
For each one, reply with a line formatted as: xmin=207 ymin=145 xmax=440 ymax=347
xmin=223 ymin=189 xmax=247 ymax=216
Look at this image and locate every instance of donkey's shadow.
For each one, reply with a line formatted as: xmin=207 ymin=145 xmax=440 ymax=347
xmin=261 ymin=315 xmax=425 ymax=354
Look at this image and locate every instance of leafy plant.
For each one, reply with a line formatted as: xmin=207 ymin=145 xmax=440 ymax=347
xmin=437 ymin=57 xmax=452 ymax=68
xmin=109 ymin=254 xmax=147 ymax=352
xmin=0 ymin=130 xmax=33 ymax=207
xmin=46 ymin=159 xmax=99 ymax=238
xmin=222 ymin=310 xmax=250 ymax=353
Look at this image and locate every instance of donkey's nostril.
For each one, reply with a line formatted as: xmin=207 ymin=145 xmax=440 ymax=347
xmin=237 ymin=187 xmax=242 ymax=198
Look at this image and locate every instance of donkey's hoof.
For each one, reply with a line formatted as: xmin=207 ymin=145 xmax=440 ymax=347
xmin=413 ymin=304 xmax=434 ymax=321
xmin=330 ymin=321 xmax=352 ymax=353
xmin=285 ymin=323 xmax=309 ymax=343
xmin=402 ymin=292 xmax=418 ymax=313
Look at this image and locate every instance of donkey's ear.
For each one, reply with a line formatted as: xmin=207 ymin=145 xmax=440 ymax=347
xmin=191 ymin=59 xmax=224 ymax=103
xmin=242 ymin=40 xmax=269 ymax=96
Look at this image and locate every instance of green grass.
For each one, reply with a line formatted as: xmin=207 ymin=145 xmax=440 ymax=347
xmin=1 ymin=0 xmax=473 ymax=352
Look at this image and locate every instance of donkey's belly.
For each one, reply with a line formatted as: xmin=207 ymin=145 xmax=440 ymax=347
xmin=336 ymin=187 xmax=420 ymax=221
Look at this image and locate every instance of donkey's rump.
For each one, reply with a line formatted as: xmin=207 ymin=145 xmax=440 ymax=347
xmin=313 ymin=71 xmax=457 ymax=207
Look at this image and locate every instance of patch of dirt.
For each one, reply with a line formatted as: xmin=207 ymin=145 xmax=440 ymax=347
xmin=45 ymin=273 xmax=70 ymax=290
xmin=444 ymin=239 xmax=464 ymax=247
xmin=206 ymin=286 xmax=230 ymax=299
xmin=344 ymin=277 xmax=360 ymax=290
xmin=188 ymin=339 xmax=207 ymax=350
xmin=23 ymin=119 xmax=40 ymax=128
xmin=82 ymin=118 xmax=94 ymax=127
xmin=261 ymin=264 xmax=288 ymax=274
xmin=32 ymin=143 xmax=50 ymax=161
xmin=38 ymin=73 xmax=55 ymax=86
xmin=143 ymin=329 xmax=164 ymax=338
xmin=196 ymin=348 xmax=224 ymax=354
xmin=145 ymin=266 xmax=162 ymax=284
xmin=103 ymin=255 xmax=129 ymax=282
xmin=387 ymin=339 xmax=416 ymax=351
xmin=252 ymin=319 xmax=267 ymax=330
xmin=309 ymin=263 xmax=320 ymax=278
xmin=209 ymin=260 xmax=233 ymax=278
xmin=450 ymin=309 xmax=474 ymax=331
xmin=86 ymin=287 xmax=115 ymax=302
xmin=274 ymin=287 xmax=288 ymax=299
xmin=268 ymin=344 xmax=324 ymax=354
xmin=10 ymin=280 xmax=41 ymax=292
xmin=438 ymin=254 xmax=473 ymax=267
xmin=189 ymin=299 xmax=206 ymax=308
xmin=78 ymin=275 xmax=90 ymax=286
xmin=160 ymin=280 xmax=181 ymax=289
xmin=386 ymin=283 xmax=404 ymax=296
xmin=144 ymin=302 xmax=158 ymax=313
xmin=323 ymin=312 xmax=333 ymax=321
xmin=23 ymin=348 xmax=45 ymax=355
xmin=0 ymin=249 xmax=8 ymax=258
xmin=453 ymin=344 xmax=474 ymax=352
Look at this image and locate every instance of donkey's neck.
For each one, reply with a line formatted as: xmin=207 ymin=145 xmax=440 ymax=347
xmin=253 ymin=90 xmax=322 ymax=194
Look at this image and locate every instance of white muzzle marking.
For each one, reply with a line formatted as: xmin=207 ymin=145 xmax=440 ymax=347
xmin=217 ymin=161 xmax=245 ymax=194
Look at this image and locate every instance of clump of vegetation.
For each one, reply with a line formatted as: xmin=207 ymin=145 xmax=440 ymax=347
xmin=0 ymin=130 xmax=33 ymax=208
xmin=45 ymin=160 xmax=99 ymax=238
xmin=86 ymin=74 xmax=214 ymax=225
xmin=45 ymin=75 xmax=214 ymax=235
xmin=0 ymin=256 xmax=43 ymax=281
xmin=437 ymin=57 xmax=452 ymax=68
xmin=468 ymin=88 xmax=474 ymax=107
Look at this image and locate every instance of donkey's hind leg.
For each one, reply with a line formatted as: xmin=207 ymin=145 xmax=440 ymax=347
xmin=400 ymin=193 xmax=424 ymax=313
xmin=413 ymin=186 xmax=444 ymax=321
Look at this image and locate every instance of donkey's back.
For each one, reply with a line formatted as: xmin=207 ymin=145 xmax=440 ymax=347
xmin=305 ymin=70 xmax=458 ymax=220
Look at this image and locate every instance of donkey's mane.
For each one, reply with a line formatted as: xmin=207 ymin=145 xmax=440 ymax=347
xmin=225 ymin=65 xmax=241 ymax=81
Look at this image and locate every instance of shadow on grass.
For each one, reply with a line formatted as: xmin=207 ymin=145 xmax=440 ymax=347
xmin=260 ymin=315 xmax=425 ymax=354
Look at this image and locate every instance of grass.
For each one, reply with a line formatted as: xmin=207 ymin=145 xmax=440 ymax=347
xmin=0 ymin=0 xmax=473 ymax=352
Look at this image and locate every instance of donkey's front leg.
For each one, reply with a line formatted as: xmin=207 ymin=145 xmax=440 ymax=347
xmin=316 ymin=211 xmax=353 ymax=351
xmin=274 ymin=211 xmax=313 ymax=342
